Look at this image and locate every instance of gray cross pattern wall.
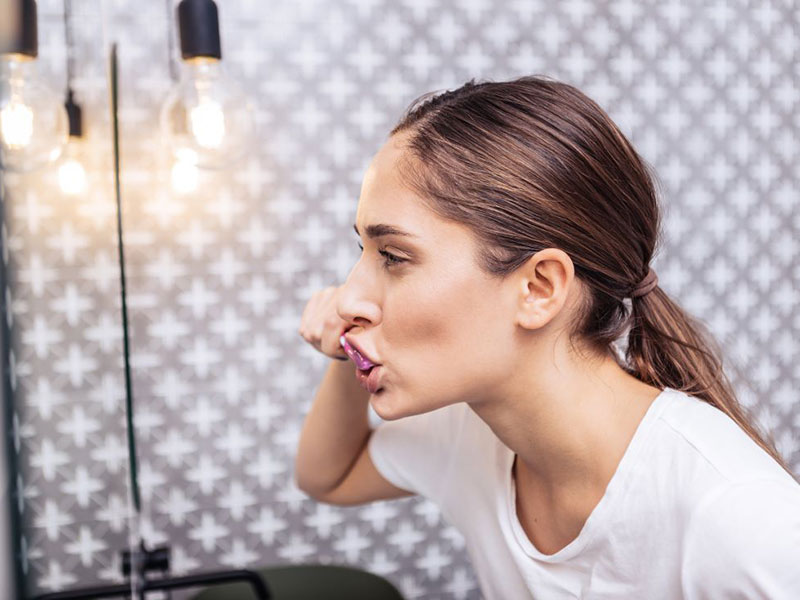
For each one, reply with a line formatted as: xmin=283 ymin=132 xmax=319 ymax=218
xmin=2 ymin=0 xmax=797 ymax=598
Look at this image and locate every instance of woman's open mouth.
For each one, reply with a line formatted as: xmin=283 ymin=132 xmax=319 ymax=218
xmin=340 ymin=334 xmax=384 ymax=394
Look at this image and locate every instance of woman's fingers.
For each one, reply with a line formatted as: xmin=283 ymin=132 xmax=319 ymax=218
xmin=298 ymin=286 xmax=350 ymax=361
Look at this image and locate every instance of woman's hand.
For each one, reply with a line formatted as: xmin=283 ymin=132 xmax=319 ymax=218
xmin=298 ymin=286 xmax=350 ymax=361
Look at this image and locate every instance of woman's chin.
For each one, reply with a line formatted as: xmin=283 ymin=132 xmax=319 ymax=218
xmin=369 ymin=388 xmax=406 ymax=421
xmin=370 ymin=389 xmax=436 ymax=422
xmin=369 ymin=388 xmax=391 ymax=417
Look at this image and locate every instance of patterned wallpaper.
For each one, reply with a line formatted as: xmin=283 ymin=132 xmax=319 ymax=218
xmin=2 ymin=0 xmax=797 ymax=598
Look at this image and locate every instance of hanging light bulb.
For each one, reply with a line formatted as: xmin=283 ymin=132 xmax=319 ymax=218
xmin=58 ymin=1 xmax=86 ymax=196
xmin=160 ymin=0 xmax=255 ymax=170
xmin=1 ymin=0 xmax=68 ymax=172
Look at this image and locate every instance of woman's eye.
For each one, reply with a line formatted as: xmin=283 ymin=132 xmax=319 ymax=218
xmin=378 ymin=249 xmax=404 ymax=267
xmin=356 ymin=241 xmax=405 ymax=268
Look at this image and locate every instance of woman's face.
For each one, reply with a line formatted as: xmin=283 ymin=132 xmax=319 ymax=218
xmin=337 ymin=133 xmax=519 ymax=420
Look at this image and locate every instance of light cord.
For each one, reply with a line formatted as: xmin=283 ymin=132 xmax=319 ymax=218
xmin=62 ymin=0 xmax=75 ymax=94
xmin=165 ymin=0 xmax=179 ymax=81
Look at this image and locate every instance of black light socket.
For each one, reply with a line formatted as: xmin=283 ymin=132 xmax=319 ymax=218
xmin=6 ymin=0 xmax=38 ymax=58
xmin=64 ymin=89 xmax=82 ymax=137
xmin=177 ymin=0 xmax=222 ymax=60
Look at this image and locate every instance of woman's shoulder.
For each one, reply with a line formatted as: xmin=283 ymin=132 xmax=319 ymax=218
xmin=653 ymin=387 xmax=797 ymax=488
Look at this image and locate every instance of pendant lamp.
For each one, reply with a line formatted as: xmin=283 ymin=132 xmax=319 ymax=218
xmin=58 ymin=0 xmax=87 ymax=195
xmin=0 ymin=0 xmax=68 ymax=172
xmin=160 ymin=0 xmax=255 ymax=170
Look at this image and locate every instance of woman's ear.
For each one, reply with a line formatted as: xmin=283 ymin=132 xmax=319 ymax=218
xmin=514 ymin=248 xmax=575 ymax=330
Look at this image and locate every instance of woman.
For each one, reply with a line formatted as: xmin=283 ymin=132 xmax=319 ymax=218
xmin=295 ymin=76 xmax=800 ymax=599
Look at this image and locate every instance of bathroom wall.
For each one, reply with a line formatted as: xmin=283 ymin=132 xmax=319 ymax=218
xmin=2 ymin=0 xmax=797 ymax=598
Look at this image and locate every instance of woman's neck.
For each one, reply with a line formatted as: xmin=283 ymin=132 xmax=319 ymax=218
xmin=467 ymin=347 xmax=662 ymax=502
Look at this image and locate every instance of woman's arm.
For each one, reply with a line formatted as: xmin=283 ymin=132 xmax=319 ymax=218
xmin=294 ymin=359 xmax=372 ymax=496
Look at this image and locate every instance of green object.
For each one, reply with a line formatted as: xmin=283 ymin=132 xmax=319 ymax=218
xmin=190 ymin=564 xmax=405 ymax=600
xmin=109 ymin=43 xmax=141 ymax=515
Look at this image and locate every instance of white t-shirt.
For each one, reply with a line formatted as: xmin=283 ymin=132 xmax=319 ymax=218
xmin=368 ymin=386 xmax=800 ymax=599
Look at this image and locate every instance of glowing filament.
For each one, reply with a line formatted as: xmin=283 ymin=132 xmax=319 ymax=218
xmin=58 ymin=158 xmax=87 ymax=195
xmin=189 ymin=100 xmax=225 ymax=149
xmin=1 ymin=101 xmax=34 ymax=148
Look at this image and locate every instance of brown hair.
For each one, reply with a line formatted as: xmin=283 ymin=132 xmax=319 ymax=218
xmin=390 ymin=75 xmax=793 ymax=477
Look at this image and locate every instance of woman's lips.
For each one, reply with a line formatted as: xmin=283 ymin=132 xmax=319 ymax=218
xmin=340 ymin=334 xmax=383 ymax=393
xmin=356 ymin=365 xmax=383 ymax=394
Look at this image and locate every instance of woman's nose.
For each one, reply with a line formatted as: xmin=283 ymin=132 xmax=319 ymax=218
xmin=336 ymin=272 xmax=381 ymax=328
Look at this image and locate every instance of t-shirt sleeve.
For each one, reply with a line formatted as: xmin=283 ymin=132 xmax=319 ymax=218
xmin=367 ymin=403 xmax=464 ymax=502
xmin=681 ymin=478 xmax=800 ymax=599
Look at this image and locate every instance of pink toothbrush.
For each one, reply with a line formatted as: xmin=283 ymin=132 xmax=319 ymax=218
xmin=339 ymin=334 xmax=375 ymax=371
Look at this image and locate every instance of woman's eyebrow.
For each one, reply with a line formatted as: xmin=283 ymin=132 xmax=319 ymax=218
xmin=353 ymin=223 xmax=418 ymax=239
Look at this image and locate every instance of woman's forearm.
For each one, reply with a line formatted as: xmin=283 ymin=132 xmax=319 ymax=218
xmin=294 ymin=359 xmax=372 ymax=496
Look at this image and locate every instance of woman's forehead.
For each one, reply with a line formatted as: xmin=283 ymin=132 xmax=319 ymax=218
xmin=356 ymin=132 xmax=476 ymax=248
xmin=354 ymin=190 xmax=429 ymax=240
xmin=357 ymin=145 xmax=428 ymax=230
